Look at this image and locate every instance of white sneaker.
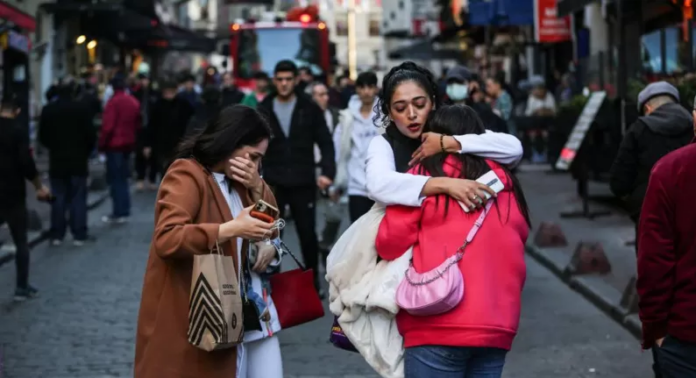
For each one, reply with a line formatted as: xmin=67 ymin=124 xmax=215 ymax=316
xmin=102 ymin=215 xmax=129 ymax=224
xmin=50 ymin=240 xmax=62 ymax=247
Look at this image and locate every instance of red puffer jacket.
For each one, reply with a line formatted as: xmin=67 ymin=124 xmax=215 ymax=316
xmin=99 ymin=91 xmax=141 ymax=152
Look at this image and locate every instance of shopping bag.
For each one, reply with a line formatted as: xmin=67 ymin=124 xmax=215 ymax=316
xmin=330 ymin=316 xmax=358 ymax=352
xmin=270 ymin=240 xmax=325 ymax=329
xmin=187 ymin=242 xmax=244 ymax=351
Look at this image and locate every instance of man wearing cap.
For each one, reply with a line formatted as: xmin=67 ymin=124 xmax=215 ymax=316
xmin=610 ymin=81 xmax=692 ymax=231
xmin=445 ymin=65 xmax=508 ymax=133
xmin=610 ymin=81 xmax=692 ymax=376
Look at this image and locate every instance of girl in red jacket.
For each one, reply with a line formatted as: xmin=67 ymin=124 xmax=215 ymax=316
xmin=375 ymin=105 xmax=531 ymax=378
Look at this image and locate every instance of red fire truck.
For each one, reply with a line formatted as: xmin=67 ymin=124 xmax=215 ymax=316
xmin=228 ymin=7 xmax=332 ymax=90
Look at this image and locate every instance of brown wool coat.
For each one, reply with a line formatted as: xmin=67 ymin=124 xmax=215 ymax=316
xmin=134 ymin=158 xmax=277 ymax=378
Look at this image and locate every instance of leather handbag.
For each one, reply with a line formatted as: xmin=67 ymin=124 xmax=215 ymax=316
xmin=270 ymin=240 xmax=325 ymax=329
xmin=396 ymin=201 xmax=493 ymax=316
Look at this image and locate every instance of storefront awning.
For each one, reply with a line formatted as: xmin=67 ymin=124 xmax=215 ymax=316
xmin=78 ymin=9 xmax=215 ymax=53
xmin=0 ymin=1 xmax=36 ymax=32
xmin=468 ymin=0 xmax=534 ymax=26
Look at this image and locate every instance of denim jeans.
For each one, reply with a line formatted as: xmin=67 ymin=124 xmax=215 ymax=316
xmin=404 ymin=345 xmax=507 ymax=378
xmin=655 ymin=335 xmax=696 ymax=378
xmin=50 ymin=176 xmax=88 ymax=240
xmin=105 ymin=152 xmax=131 ymax=217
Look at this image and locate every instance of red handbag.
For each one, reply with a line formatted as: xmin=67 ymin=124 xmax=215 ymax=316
xmin=270 ymin=241 xmax=325 ymax=329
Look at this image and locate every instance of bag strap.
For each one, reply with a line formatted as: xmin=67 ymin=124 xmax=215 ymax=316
xmin=272 ymin=238 xmax=306 ymax=271
xmin=455 ymin=200 xmax=494 ymax=259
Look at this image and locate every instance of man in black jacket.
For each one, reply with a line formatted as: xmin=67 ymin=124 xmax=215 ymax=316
xmin=0 ymin=98 xmax=52 ymax=301
xmin=145 ymin=81 xmax=194 ymax=174
xmin=259 ymin=60 xmax=336 ymax=294
xmin=39 ymin=84 xmax=96 ymax=246
xmin=220 ymin=72 xmax=244 ymax=108
xmin=610 ymin=81 xmax=693 ymax=229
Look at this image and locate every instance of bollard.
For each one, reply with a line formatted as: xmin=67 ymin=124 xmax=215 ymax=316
xmin=27 ymin=208 xmax=43 ymax=231
xmin=620 ymin=275 xmax=639 ymax=314
xmin=89 ymin=175 xmax=108 ymax=191
xmin=533 ymin=222 xmax=568 ymax=248
xmin=564 ymin=241 xmax=611 ymax=275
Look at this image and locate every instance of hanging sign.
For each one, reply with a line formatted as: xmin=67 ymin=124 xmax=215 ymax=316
xmin=555 ymin=91 xmax=607 ymax=171
xmin=0 ymin=30 xmax=30 ymax=53
xmin=534 ymin=0 xmax=571 ymax=43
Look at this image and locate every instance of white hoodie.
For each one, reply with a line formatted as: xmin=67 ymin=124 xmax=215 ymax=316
xmin=334 ymin=95 xmax=381 ymax=197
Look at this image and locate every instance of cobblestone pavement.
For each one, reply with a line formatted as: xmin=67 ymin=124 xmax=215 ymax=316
xmin=0 ymin=190 xmax=652 ymax=378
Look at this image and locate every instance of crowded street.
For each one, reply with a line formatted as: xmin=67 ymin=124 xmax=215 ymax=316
xmin=0 ymin=183 xmax=650 ymax=378
xmin=2 ymin=0 xmax=696 ymax=377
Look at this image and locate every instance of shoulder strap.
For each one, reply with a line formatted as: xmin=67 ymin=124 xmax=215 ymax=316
xmin=455 ymin=200 xmax=494 ymax=258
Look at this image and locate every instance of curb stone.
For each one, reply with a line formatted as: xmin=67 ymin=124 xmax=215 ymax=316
xmin=0 ymin=191 xmax=109 ymax=268
xmin=525 ymin=242 xmax=641 ymax=339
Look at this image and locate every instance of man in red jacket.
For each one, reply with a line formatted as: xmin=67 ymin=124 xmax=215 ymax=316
xmin=637 ymin=99 xmax=696 ymax=377
xmin=98 ymin=77 xmax=141 ymax=223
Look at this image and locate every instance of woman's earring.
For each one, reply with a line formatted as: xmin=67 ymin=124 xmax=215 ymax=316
xmin=381 ymin=118 xmax=391 ymax=128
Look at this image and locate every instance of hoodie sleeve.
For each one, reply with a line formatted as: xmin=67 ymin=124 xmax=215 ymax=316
xmin=366 ymin=136 xmax=430 ymax=207
xmin=453 ymin=130 xmax=523 ymax=167
xmin=375 ymin=203 xmax=421 ymax=261
xmin=637 ymin=161 xmax=676 ymax=348
xmin=609 ymin=123 xmax=641 ymax=198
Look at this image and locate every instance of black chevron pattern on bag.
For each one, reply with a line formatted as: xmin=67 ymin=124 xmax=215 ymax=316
xmin=187 ymin=274 xmax=228 ymax=346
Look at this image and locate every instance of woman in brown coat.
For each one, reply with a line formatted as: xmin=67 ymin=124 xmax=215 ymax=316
xmin=135 ymin=105 xmax=279 ymax=378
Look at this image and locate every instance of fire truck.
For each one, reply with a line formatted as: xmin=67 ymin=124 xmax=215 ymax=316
xmin=228 ymin=6 xmax=333 ymax=91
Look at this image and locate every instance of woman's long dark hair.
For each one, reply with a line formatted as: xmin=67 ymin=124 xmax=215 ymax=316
xmin=417 ymin=105 xmax=531 ymax=226
xmin=374 ymin=61 xmax=443 ymax=129
xmin=175 ymin=105 xmax=272 ymax=168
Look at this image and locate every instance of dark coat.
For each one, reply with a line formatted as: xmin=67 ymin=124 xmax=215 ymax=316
xmin=221 ymin=87 xmax=245 ymax=108
xmin=147 ymin=97 xmax=195 ymax=161
xmin=0 ymin=117 xmax=38 ymax=210
xmin=609 ymin=102 xmax=693 ymax=220
xmin=39 ymin=98 xmax=96 ymax=178
xmin=258 ymin=93 xmax=336 ymax=187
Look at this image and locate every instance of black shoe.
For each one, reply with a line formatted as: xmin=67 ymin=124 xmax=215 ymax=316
xmin=14 ymin=285 xmax=39 ymax=302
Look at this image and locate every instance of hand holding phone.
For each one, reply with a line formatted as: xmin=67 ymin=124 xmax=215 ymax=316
xmin=250 ymin=200 xmax=279 ymax=224
xmin=457 ymin=170 xmax=504 ymax=213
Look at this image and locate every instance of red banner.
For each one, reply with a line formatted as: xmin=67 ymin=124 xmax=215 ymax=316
xmin=0 ymin=1 xmax=35 ymax=32
xmin=534 ymin=0 xmax=571 ymax=43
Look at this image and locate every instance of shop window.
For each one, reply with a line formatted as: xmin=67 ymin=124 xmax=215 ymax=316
xmin=641 ymin=30 xmax=661 ymax=73
xmin=664 ymin=28 xmax=681 ymax=73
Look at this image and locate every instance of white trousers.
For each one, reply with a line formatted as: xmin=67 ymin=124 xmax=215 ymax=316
xmin=237 ymin=335 xmax=283 ymax=378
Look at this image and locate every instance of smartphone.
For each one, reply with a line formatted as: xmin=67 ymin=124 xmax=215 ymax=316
xmin=250 ymin=200 xmax=278 ymax=223
xmin=458 ymin=170 xmax=505 ymax=213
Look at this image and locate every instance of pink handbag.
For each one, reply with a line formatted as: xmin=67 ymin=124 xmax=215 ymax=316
xmin=396 ymin=201 xmax=493 ymax=316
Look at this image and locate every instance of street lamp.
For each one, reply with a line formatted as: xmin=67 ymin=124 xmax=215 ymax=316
xmin=76 ymin=35 xmax=86 ymax=44
xmin=87 ymin=40 xmax=97 ymax=50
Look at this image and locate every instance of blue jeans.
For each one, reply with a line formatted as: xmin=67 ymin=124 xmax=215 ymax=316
xmin=105 ymin=152 xmax=131 ymax=217
xmin=50 ymin=176 xmax=88 ymax=240
xmin=404 ymin=345 xmax=507 ymax=378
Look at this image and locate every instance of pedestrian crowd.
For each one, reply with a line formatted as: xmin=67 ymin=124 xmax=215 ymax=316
xmin=0 ymin=56 xmax=694 ymax=378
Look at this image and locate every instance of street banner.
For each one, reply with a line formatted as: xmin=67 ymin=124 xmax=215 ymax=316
xmin=534 ymin=0 xmax=571 ymax=43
